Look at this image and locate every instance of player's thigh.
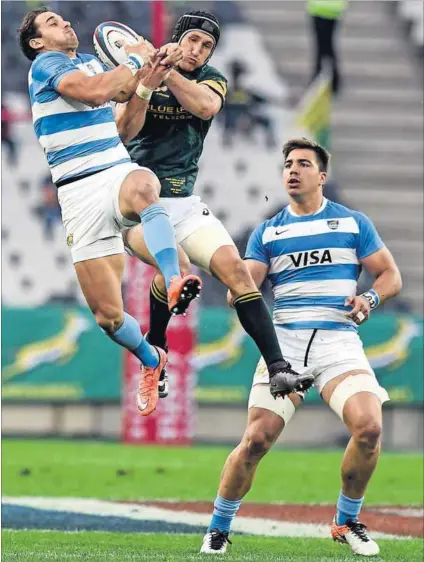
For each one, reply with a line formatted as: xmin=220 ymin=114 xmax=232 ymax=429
xmin=315 ymin=333 xmax=389 ymax=424
xmin=74 ymin=253 xmax=125 ymax=317
xmin=248 ymin=384 xmax=302 ymax=440
xmin=248 ymin=328 xmax=307 ymax=431
xmin=117 ymin=167 xmax=161 ymax=221
xmin=240 ymin=402 xmax=286 ymax=454
xmin=180 ymin=222 xmax=236 ymax=274
xmin=123 ymin=224 xmax=190 ymax=273
xmin=321 ymin=371 xmax=386 ymax=430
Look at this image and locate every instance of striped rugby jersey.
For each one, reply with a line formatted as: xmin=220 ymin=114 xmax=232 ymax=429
xmin=29 ymin=51 xmax=131 ymax=184
xmin=245 ymin=198 xmax=384 ymax=331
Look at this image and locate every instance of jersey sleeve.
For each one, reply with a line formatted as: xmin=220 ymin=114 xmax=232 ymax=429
xmin=244 ymin=223 xmax=270 ymax=266
xmin=31 ymin=52 xmax=79 ymax=91
xmin=355 ymin=212 xmax=384 ymax=259
xmin=198 ymin=65 xmax=228 ymax=105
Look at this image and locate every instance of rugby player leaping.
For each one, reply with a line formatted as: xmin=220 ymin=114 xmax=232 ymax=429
xmin=116 ymin=10 xmax=314 ymax=400
xmin=19 ymin=6 xmax=202 ymax=417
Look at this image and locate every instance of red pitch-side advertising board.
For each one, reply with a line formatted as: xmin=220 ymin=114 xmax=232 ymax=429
xmin=122 ymin=257 xmax=197 ymax=444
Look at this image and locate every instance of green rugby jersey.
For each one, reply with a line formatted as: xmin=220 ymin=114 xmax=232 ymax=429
xmin=126 ymin=65 xmax=227 ymax=198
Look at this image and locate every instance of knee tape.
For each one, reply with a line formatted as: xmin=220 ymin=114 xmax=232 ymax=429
xmin=181 ymin=224 xmax=235 ymax=273
xmin=329 ymin=374 xmax=390 ymax=422
xmin=248 ymin=384 xmax=296 ymax=425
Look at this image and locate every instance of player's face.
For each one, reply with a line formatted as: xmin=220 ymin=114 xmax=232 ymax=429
xmin=31 ymin=12 xmax=79 ymax=54
xmin=283 ymin=149 xmax=327 ymax=198
xmin=178 ymin=31 xmax=214 ymax=71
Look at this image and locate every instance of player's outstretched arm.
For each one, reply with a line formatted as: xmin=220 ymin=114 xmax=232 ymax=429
xmin=165 ymin=69 xmax=222 ymax=120
xmin=112 ymin=39 xmax=159 ymax=104
xmin=56 ymin=39 xmax=156 ymax=106
xmin=57 ymin=64 xmax=145 ymax=107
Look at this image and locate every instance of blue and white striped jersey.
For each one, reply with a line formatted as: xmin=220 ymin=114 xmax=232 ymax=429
xmin=29 ymin=51 xmax=130 ymax=184
xmin=245 ymin=198 xmax=384 ymax=331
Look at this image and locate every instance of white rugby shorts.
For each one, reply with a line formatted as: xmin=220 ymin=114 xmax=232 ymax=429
xmin=252 ymin=327 xmax=377 ymax=392
xmin=249 ymin=327 xmax=389 ymax=421
xmin=126 ymin=195 xmax=236 ymax=273
xmin=58 ymin=163 xmax=150 ymax=263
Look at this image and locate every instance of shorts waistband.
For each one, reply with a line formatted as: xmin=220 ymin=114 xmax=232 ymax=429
xmin=55 ymin=165 xmax=114 ymax=189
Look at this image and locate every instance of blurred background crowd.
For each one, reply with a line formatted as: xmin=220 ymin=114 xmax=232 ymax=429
xmin=2 ymin=1 xmax=423 ymax=449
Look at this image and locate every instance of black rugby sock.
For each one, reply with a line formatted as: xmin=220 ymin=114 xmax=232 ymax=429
xmin=148 ymin=280 xmax=171 ymax=349
xmin=233 ymin=292 xmax=284 ymax=369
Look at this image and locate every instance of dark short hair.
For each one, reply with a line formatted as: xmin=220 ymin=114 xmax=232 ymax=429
xmin=282 ymin=138 xmax=331 ymax=172
xmin=18 ymin=6 xmax=50 ymax=61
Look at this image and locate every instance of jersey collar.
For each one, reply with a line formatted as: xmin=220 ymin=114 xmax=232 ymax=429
xmin=287 ymin=197 xmax=328 ymax=217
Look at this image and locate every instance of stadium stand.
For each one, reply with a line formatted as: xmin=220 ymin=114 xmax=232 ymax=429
xmin=1 ymin=93 xmax=80 ymax=307
xmin=397 ymin=0 xmax=424 ymax=55
xmin=1 ymin=1 xmax=422 ymax=312
xmin=243 ymin=0 xmax=423 ymax=313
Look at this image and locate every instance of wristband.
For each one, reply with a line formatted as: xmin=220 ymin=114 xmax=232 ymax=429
xmin=122 ymin=54 xmax=144 ymax=76
xmin=136 ymin=82 xmax=153 ymax=101
xmin=361 ymin=289 xmax=380 ymax=310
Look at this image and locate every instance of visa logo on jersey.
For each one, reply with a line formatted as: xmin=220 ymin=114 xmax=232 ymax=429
xmin=288 ymin=249 xmax=332 ymax=267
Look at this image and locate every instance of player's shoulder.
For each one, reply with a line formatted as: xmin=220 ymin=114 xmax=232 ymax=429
xmin=325 ymin=199 xmax=372 ymax=226
xmin=255 ymin=206 xmax=291 ymax=239
xmin=267 ymin=205 xmax=291 ymax=227
xmin=198 ymin=63 xmax=227 ymax=82
xmin=31 ymin=51 xmax=68 ymax=72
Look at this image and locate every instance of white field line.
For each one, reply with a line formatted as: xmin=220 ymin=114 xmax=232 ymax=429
xmin=368 ymin=507 xmax=424 ymax=518
xmin=2 ymin=497 xmax=412 ymax=540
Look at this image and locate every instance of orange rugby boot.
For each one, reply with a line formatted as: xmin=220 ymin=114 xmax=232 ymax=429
xmin=167 ymin=274 xmax=202 ymax=316
xmin=136 ymin=347 xmax=167 ymax=416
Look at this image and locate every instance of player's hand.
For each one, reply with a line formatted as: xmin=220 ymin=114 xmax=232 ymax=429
xmin=138 ymin=62 xmax=173 ymax=90
xmin=344 ymin=295 xmax=371 ymax=325
xmin=123 ymin=38 xmax=157 ymax=64
xmin=138 ymin=46 xmax=181 ymax=89
xmin=157 ymin=43 xmax=183 ymax=68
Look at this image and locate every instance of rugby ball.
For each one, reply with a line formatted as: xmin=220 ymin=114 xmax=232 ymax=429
xmin=93 ymin=21 xmax=139 ymax=69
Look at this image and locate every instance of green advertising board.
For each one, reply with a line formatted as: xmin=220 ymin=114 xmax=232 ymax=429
xmin=195 ymin=308 xmax=423 ymax=405
xmin=1 ymin=307 xmax=121 ymax=401
xmin=2 ymin=306 xmax=423 ymax=405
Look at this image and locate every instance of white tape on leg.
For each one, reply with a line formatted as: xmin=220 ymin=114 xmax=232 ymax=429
xmin=329 ymin=374 xmax=390 ymax=421
xmin=248 ymin=383 xmax=297 ymax=425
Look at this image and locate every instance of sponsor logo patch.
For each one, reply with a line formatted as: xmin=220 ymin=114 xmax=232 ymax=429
xmin=327 ymin=219 xmax=339 ymax=230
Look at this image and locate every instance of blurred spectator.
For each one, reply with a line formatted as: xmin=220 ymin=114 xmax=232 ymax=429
xmin=308 ymin=0 xmax=347 ymax=95
xmin=222 ymin=60 xmax=277 ymax=149
xmin=2 ymin=103 xmax=18 ymax=167
xmin=37 ymin=174 xmax=62 ymax=241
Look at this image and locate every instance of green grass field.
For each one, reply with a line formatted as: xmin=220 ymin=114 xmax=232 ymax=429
xmin=3 ymin=532 xmax=424 ymax=562
xmin=3 ymin=440 xmax=422 ymax=504
xmin=2 ymin=440 xmax=423 ymax=561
